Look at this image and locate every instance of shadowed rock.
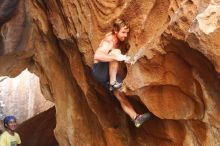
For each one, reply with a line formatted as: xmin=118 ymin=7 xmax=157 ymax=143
xmin=0 ymin=0 xmax=19 ymax=26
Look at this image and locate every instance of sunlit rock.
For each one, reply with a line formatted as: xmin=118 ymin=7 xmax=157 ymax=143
xmin=0 ymin=0 xmax=220 ymax=145
xmin=0 ymin=69 xmax=54 ymax=123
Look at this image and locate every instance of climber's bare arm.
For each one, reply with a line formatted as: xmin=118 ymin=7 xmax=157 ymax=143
xmin=94 ymin=40 xmax=119 ymax=62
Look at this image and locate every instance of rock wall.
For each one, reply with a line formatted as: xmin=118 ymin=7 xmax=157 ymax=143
xmin=0 ymin=0 xmax=220 ymax=146
xmin=17 ymin=107 xmax=58 ymax=146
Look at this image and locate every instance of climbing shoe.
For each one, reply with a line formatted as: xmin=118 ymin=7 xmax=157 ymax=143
xmin=133 ymin=113 xmax=151 ymax=128
xmin=109 ymin=81 xmax=122 ymax=91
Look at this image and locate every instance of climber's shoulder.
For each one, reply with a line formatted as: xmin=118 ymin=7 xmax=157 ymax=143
xmin=97 ymin=33 xmax=113 ymax=50
xmin=103 ymin=32 xmax=113 ymax=43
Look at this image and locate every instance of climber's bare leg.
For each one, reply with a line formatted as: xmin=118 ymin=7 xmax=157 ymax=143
xmin=113 ymin=90 xmax=137 ymax=119
xmin=109 ymin=49 xmax=121 ymax=85
xmin=109 ymin=49 xmax=137 ymax=120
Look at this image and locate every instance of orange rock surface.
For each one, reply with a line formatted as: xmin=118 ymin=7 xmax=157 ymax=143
xmin=1 ymin=0 xmax=220 ymax=145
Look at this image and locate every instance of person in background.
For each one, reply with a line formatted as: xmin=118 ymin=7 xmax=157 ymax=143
xmin=0 ymin=115 xmax=21 ymax=146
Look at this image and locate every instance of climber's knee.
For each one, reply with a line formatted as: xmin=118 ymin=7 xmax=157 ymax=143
xmin=109 ymin=49 xmax=121 ymax=56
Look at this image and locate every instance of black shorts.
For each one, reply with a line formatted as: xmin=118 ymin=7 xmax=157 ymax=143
xmin=92 ymin=62 xmax=122 ymax=89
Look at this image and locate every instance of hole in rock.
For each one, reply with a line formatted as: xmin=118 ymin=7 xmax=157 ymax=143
xmin=0 ymin=69 xmax=58 ymax=146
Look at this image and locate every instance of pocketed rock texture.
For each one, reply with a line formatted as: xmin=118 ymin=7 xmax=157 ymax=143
xmin=0 ymin=0 xmax=220 ymax=146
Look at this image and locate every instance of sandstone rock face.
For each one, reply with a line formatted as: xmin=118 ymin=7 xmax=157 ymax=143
xmin=0 ymin=69 xmax=54 ymax=123
xmin=1 ymin=0 xmax=220 ymax=146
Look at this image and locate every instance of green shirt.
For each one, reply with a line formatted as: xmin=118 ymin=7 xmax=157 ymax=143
xmin=0 ymin=131 xmax=21 ymax=146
